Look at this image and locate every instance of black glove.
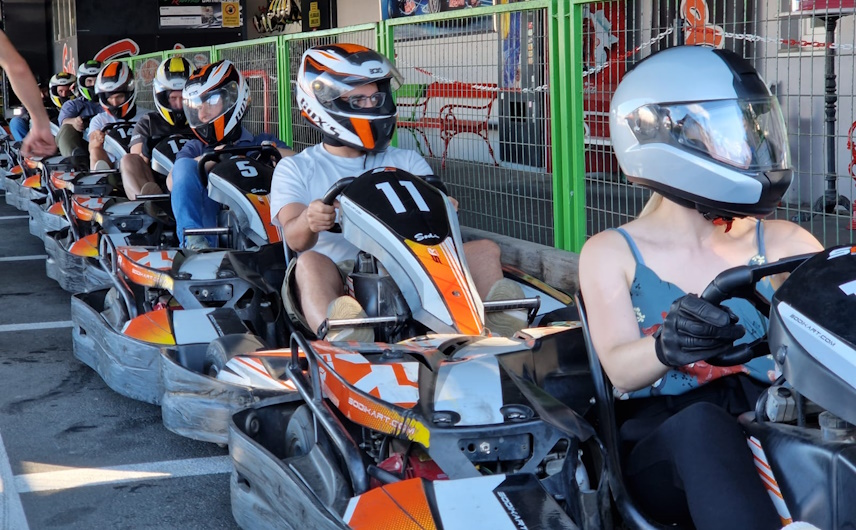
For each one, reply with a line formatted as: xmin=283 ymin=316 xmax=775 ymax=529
xmin=654 ymin=294 xmax=746 ymax=367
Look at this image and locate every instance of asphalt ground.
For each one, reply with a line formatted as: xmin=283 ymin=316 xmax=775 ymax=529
xmin=0 ymin=186 xmax=239 ymax=529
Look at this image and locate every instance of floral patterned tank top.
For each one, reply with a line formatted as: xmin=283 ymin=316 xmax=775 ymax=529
xmin=614 ymin=221 xmax=777 ymax=400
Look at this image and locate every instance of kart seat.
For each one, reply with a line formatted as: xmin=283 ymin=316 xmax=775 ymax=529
xmin=576 ymin=293 xmax=680 ymax=530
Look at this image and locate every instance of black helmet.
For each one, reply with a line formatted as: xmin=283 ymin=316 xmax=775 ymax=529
xmin=296 ymin=43 xmax=403 ymax=153
xmin=154 ymin=57 xmax=195 ymax=126
xmin=76 ymin=60 xmax=102 ymax=101
xmin=49 ymin=72 xmax=76 ymax=108
xmin=95 ymin=61 xmax=137 ymax=119
xmin=182 ymin=60 xmax=249 ymax=145
xmin=610 ymin=46 xmax=792 ymax=219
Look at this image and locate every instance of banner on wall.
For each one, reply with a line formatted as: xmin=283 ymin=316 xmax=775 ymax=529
xmin=158 ymin=0 xmax=243 ymax=29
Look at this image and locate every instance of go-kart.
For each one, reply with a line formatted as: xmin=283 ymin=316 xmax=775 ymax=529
xmin=579 ymin=248 xmax=856 ymax=529
xmin=43 ymin=134 xmax=190 ymax=293
xmin=221 ymin=168 xmax=608 ymax=529
xmin=71 ymin=145 xmax=287 ymax=410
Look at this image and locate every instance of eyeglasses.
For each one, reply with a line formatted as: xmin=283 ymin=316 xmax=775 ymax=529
xmin=345 ymin=92 xmax=385 ymax=110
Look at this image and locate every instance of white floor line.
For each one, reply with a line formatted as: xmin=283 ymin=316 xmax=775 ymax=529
xmin=0 ymin=321 xmax=73 ymax=333
xmin=0 ymin=255 xmax=47 ymax=262
xmin=0 ymin=432 xmax=30 ymax=530
xmin=15 ymin=455 xmax=232 ymax=493
xmin=0 ymin=215 xmax=27 ymax=221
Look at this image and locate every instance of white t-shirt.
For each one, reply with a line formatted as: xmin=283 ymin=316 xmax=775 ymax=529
xmin=270 ymin=144 xmax=433 ymax=264
xmin=88 ymin=108 xmax=149 ymax=134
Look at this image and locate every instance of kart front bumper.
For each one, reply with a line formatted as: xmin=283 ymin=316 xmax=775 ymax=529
xmin=45 ymin=228 xmax=111 ymax=293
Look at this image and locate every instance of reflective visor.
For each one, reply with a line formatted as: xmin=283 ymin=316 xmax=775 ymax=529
xmin=627 ymin=97 xmax=790 ymax=171
xmin=301 ymin=58 xmax=403 ymax=106
xmin=183 ymin=82 xmax=236 ymax=128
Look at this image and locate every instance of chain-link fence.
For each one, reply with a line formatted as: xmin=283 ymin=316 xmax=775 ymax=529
xmin=128 ymin=52 xmax=165 ymax=117
xmin=283 ymin=26 xmax=378 ymax=152
xmin=214 ymin=39 xmax=280 ymax=137
xmin=390 ymin=5 xmax=553 ymax=245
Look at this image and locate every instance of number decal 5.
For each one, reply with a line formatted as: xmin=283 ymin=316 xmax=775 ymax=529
xmin=236 ymin=160 xmax=258 ymax=177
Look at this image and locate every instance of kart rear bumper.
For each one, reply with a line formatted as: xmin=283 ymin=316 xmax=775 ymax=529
xmin=71 ymin=290 xmax=164 ymax=404
xmin=160 ymin=345 xmax=293 ymax=444
xmin=44 ymin=228 xmax=111 ymax=293
xmin=28 ymin=196 xmax=68 ymax=242
xmin=229 ymin=397 xmax=350 ymax=530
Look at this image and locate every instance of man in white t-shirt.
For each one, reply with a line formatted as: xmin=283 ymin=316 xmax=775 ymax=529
xmin=87 ymin=61 xmax=149 ymax=171
xmin=270 ymin=44 xmax=525 ymax=341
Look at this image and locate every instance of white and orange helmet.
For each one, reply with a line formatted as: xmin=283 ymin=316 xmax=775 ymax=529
xmin=95 ymin=61 xmax=137 ymax=119
xmin=182 ymin=60 xmax=250 ymax=145
xmin=296 ymin=43 xmax=403 ymax=153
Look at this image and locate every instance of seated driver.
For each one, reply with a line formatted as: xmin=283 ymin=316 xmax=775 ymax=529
xmin=168 ymin=59 xmax=292 ymax=250
xmin=120 ymin=57 xmax=194 ymax=199
xmin=270 ymin=43 xmax=526 ymax=342
xmin=88 ymin=61 xmax=150 ymax=171
xmin=54 ymin=61 xmax=102 ymax=157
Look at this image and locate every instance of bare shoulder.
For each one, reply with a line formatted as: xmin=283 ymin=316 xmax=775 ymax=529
xmin=762 ymin=219 xmax=824 ymax=261
xmin=579 ymin=228 xmax=635 ymax=289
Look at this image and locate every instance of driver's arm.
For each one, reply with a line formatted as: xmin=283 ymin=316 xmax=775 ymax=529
xmin=278 ymin=200 xmax=337 ymax=253
xmin=578 ymin=229 xmax=670 ymax=392
xmin=129 ymin=141 xmax=149 ymax=164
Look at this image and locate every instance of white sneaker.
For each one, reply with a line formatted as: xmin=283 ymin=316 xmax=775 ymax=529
xmin=781 ymin=523 xmax=822 ymax=530
xmin=325 ymin=296 xmax=374 ymax=342
xmin=93 ymin=159 xmax=112 ymax=171
xmin=484 ymin=278 xmax=528 ymax=338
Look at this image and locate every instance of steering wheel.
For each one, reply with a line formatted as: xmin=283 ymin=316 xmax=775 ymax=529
xmin=320 ymin=172 xmax=449 ymax=234
xmin=196 ymin=143 xmax=282 ymax=188
xmin=699 ymin=252 xmax=815 ymax=366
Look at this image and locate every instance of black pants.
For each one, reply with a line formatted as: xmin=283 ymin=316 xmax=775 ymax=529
xmin=617 ymin=376 xmax=781 ymax=530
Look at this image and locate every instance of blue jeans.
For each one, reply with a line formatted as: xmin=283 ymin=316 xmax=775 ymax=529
xmin=170 ymin=157 xmax=219 ymax=246
xmin=9 ymin=116 xmax=29 ymax=142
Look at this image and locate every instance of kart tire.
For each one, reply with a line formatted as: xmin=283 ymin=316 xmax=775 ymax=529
xmin=203 ymin=333 xmax=266 ymax=378
xmin=102 ymin=287 xmax=130 ymax=330
xmin=285 ymin=404 xmax=334 ymax=458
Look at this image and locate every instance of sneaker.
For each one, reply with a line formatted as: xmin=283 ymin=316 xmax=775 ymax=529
xmin=484 ymin=278 xmax=528 ymax=338
xmin=185 ymin=235 xmax=210 ymax=251
xmin=139 ymin=182 xmax=163 ymax=196
xmin=93 ymin=159 xmax=112 ymax=171
xmin=324 ymin=296 xmax=374 ymax=342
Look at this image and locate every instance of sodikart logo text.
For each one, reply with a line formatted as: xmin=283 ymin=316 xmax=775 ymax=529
xmin=347 ymin=397 xmax=415 ymax=437
xmin=495 ymin=492 xmax=529 ymax=530
xmin=789 ymin=313 xmax=837 ymax=347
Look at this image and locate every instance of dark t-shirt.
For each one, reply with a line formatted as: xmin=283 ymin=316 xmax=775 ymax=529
xmin=129 ymin=112 xmax=193 ymax=160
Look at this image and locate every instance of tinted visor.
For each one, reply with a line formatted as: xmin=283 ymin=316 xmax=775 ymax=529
xmin=183 ymin=82 xmax=237 ymax=128
xmin=627 ymin=97 xmax=790 ymax=171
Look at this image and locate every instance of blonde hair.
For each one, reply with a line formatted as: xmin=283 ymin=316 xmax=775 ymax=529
xmin=638 ymin=192 xmax=663 ymax=218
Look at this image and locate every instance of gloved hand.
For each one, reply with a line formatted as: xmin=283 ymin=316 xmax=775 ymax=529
xmin=654 ymin=294 xmax=746 ymax=367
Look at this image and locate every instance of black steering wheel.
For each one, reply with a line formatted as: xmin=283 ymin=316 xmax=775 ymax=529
xmin=196 ymin=143 xmax=282 ymax=188
xmin=699 ymin=252 xmax=816 ymax=366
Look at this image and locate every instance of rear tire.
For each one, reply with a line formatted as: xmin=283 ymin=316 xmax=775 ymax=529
xmin=203 ymin=333 xmax=266 ymax=378
xmin=285 ymin=405 xmax=316 ymax=458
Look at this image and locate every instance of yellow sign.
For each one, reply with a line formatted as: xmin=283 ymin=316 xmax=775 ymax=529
xmin=308 ymin=2 xmax=321 ymax=28
xmin=222 ymin=1 xmax=240 ymax=28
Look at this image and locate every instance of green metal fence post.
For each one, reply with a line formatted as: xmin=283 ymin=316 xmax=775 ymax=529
xmin=278 ymin=36 xmax=293 ymax=146
xmin=548 ymin=0 xmax=588 ymax=253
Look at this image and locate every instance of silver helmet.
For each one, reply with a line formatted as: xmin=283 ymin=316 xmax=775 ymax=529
xmin=610 ymin=46 xmax=792 ymax=219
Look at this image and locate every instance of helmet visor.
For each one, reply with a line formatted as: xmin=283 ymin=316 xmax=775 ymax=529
xmin=301 ymin=62 xmax=403 ymax=106
xmin=183 ymin=82 xmax=237 ymax=128
xmin=628 ymin=97 xmax=790 ymax=171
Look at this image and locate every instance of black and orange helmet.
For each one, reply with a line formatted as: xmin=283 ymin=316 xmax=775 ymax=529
xmin=95 ymin=61 xmax=137 ymax=119
xmin=296 ymin=43 xmax=403 ymax=153
xmin=182 ymin=60 xmax=249 ymax=146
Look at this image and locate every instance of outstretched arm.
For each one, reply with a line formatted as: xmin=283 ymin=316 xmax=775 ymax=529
xmin=0 ymin=31 xmax=55 ymax=157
